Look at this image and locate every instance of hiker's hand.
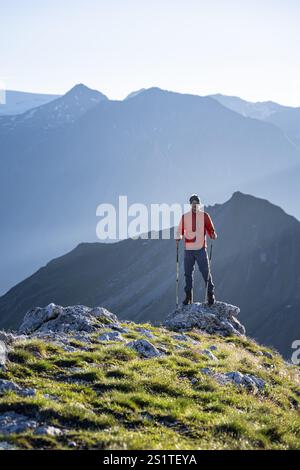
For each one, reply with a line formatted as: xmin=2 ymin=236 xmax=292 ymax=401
xmin=176 ymin=238 xmax=180 ymax=246
xmin=211 ymin=231 xmax=217 ymax=240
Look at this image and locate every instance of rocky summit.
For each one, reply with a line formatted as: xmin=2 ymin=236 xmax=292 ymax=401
xmin=0 ymin=302 xmax=299 ymax=450
xmin=164 ymin=301 xmax=245 ymax=336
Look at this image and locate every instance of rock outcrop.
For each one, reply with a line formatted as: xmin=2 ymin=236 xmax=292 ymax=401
xmin=0 ymin=341 xmax=7 ymax=368
xmin=0 ymin=412 xmax=63 ymax=436
xmin=200 ymin=368 xmax=266 ymax=393
xmin=98 ymin=331 xmax=124 ymax=342
xmin=0 ymin=379 xmax=36 ymax=397
xmin=19 ymin=303 xmax=119 ymax=336
xmin=163 ymin=301 xmax=245 ymax=336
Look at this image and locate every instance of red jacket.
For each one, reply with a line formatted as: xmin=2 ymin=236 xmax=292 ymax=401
xmin=176 ymin=210 xmax=215 ymax=249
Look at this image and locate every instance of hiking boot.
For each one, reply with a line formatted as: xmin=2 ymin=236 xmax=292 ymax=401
xmin=183 ymin=289 xmax=193 ymax=306
xmin=207 ymin=292 xmax=215 ymax=306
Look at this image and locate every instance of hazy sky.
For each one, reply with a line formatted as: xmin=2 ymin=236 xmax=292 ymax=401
xmin=1 ymin=0 xmax=300 ymax=105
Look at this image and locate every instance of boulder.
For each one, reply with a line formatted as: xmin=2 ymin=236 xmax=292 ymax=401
xmin=98 ymin=331 xmax=123 ymax=342
xmin=0 ymin=412 xmax=62 ymax=436
xmin=0 ymin=331 xmax=18 ymax=345
xmin=0 ymin=379 xmax=36 ymax=397
xmin=163 ymin=301 xmax=245 ymax=336
xmin=19 ymin=304 xmax=119 ymax=336
xmin=109 ymin=324 xmax=129 ymax=334
xmin=223 ymin=371 xmax=266 ymax=391
xmin=19 ymin=303 xmax=63 ymax=334
xmin=135 ymin=327 xmax=154 ymax=339
xmin=172 ymin=333 xmax=198 ymax=344
xmin=35 ymin=425 xmax=63 ymax=437
xmin=126 ymin=339 xmax=162 ymax=358
xmin=0 ymin=379 xmax=21 ymax=394
xmin=0 ymin=412 xmax=39 ymax=435
xmin=201 ymin=369 xmax=266 ymax=392
xmin=202 ymin=349 xmax=218 ymax=361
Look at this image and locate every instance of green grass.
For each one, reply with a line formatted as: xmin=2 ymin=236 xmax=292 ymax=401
xmin=0 ymin=324 xmax=300 ymax=450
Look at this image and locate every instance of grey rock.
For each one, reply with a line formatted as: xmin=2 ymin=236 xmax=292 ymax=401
xmin=0 ymin=379 xmax=36 ymax=397
xmin=213 ymin=371 xmax=266 ymax=391
xmin=126 ymin=339 xmax=162 ymax=358
xmin=199 ymin=368 xmax=266 ymax=392
xmin=0 ymin=441 xmax=18 ymax=450
xmin=200 ymin=367 xmax=213 ymax=375
xmin=68 ymin=441 xmax=77 ymax=448
xmin=213 ymin=372 xmax=231 ymax=385
xmin=0 ymin=341 xmax=7 ymax=367
xmin=0 ymin=412 xmax=39 ymax=434
xmin=68 ymin=367 xmax=83 ymax=373
xmin=246 ymin=374 xmax=266 ymax=390
xmin=225 ymin=371 xmax=244 ymax=385
xmin=202 ymin=349 xmax=218 ymax=361
xmin=172 ymin=333 xmax=198 ymax=344
xmin=156 ymin=344 xmax=168 ymax=354
xmin=172 ymin=333 xmax=189 ymax=341
xmin=209 ymin=345 xmax=217 ymax=351
xmin=164 ymin=301 xmax=245 ymax=337
xmin=20 ymin=388 xmax=36 ymax=397
xmin=110 ymin=324 xmax=129 ymax=334
xmin=0 ymin=379 xmax=21 ymax=394
xmin=0 ymin=331 xmax=17 ymax=345
xmin=71 ymin=333 xmax=92 ymax=344
xmin=242 ymin=374 xmax=257 ymax=388
xmin=19 ymin=304 xmax=119 ymax=336
xmin=135 ymin=327 xmax=154 ymax=339
xmin=35 ymin=425 xmax=63 ymax=437
xmin=89 ymin=307 xmax=119 ymax=324
xmin=98 ymin=331 xmax=123 ymax=342
xmin=19 ymin=303 xmax=63 ymax=334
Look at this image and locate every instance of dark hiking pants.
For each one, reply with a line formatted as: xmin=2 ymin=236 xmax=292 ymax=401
xmin=184 ymin=247 xmax=214 ymax=295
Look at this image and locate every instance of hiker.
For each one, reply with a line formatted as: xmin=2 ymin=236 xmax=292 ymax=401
xmin=176 ymin=194 xmax=217 ymax=306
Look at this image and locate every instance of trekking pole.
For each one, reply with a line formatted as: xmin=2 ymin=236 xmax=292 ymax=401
xmin=205 ymin=242 xmax=213 ymax=303
xmin=176 ymin=242 xmax=179 ymax=309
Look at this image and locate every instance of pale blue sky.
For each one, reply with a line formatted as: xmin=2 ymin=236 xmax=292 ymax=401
xmin=1 ymin=0 xmax=300 ymax=105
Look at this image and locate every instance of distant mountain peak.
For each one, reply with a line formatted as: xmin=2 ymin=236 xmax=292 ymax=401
xmin=229 ymin=190 xmax=271 ymax=207
xmin=70 ymin=83 xmax=88 ymax=90
xmin=65 ymin=83 xmax=108 ymax=101
xmin=124 ymin=87 xmax=166 ymax=101
xmin=231 ymin=190 xmax=250 ymax=200
xmin=124 ymin=88 xmax=146 ymax=100
xmin=0 ymin=84 xmax=109 ymax=131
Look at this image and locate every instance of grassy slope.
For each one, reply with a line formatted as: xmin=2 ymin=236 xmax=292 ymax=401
xmin=0 ymin=323 xmax=300 ymax=450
